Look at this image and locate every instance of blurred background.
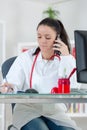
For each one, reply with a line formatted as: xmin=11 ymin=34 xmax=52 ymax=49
xmin=0 ymin=0 xmax=87 ymax=60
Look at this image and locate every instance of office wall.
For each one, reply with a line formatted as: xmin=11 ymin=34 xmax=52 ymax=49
xmin=0 ymin=0 xmax=47 ymax=58
xmin=0 ymin=0 xmax=20 ymax=58
xmin=54 ymin=0 xmax=87 ymax=40
xmin=0 ymin=0 xmax=87 ymax=58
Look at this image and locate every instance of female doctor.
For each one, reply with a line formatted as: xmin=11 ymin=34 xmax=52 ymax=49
xmin=1 ymin=18 xmax=80 ymax=130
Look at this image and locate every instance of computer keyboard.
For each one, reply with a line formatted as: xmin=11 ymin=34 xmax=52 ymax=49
xmin=71 ymin=88 xmax=87 ymax=94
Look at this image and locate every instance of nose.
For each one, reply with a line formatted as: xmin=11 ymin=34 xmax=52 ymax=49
xmin=41 ymin=37 xmax=46 ymax=44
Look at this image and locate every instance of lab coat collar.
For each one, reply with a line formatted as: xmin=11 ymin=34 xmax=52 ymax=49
xmin=36 ymin=52 xmax=43 ymax=61
xmin=36 ymin=51 xmax=59 ymax=62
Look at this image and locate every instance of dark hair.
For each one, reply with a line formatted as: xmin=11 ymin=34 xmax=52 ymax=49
xmin=33 ymin=17 xmax=70 ymax=55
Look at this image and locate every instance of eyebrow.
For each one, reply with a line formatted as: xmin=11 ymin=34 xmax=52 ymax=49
xmin=37 ymin=33 xmax=51 ymax=36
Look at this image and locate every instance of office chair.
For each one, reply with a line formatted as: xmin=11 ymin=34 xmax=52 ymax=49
xmin=1 ymin=56 xmax=17 ymax=79
xmin=1 ymin=56 xmax=17 ymax=111
xmin=1 ymin=56 xmax=17 ymax=130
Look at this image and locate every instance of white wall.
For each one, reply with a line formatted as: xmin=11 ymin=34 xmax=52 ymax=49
xmin=0 ymin=0 xmax=47 ymax=58
xmin=54 ymin=0 xmax=87 ymax=40
xmin=0 ymin=0 xmax=20 ymax=58
xmin=0 ymin=0 xmax=87 ymax=59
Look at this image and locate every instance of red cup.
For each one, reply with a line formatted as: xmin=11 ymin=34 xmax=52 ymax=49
xmin=58 ymin=78 xmax=70 ymax=94
xmin=51 ymin=87 xmax=58 ymax=94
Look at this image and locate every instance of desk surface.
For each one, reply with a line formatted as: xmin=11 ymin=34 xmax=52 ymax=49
xmin=0 ymin=89 xmax=87 ymax=103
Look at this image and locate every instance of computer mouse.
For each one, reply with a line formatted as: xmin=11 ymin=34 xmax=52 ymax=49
xmin=25 ymin=89 xmax=38 ymax=93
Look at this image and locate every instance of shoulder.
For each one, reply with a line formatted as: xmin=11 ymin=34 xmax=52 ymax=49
xmin=12 ymin=47 xmax=37 ymax=66
xmin=60 ymin=54 xmax=76 ymax=67
xmin=17 ymin=47 xmax=37 ymax=60
xmin=60 ymin=54 xmax=75 ymax=62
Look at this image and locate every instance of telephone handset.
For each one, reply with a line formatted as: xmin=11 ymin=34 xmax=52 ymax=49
xmin=54 ymin=34 xmax=61 ymax=55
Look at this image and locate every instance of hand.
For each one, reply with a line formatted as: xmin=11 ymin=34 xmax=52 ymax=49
xmin=53 ymin=38 xmax=69 ymax=56
xmin=0 ymin=82 xmax=13 ymax=93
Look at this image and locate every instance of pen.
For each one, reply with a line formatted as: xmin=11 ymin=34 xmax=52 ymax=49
xmin=5 ymin=77 xmax=8 ymax=83
xmin=4 ymin=77 xmax=13 ymax=92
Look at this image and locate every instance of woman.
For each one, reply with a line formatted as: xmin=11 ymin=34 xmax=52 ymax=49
xmin=1 ymin=18 xmax=80 ymax=130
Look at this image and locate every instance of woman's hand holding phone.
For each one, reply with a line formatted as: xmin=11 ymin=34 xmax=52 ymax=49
xmin=53 ymin=37 xmax=69 ymax=56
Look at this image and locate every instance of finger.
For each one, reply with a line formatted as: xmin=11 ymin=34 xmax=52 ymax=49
xmin=0 ymin=87 xmax=8 ymax=93
xmin=55 ymin=39 xmax=67 ymax=47
xmin=53 ymin=47 xmax=61 ymax=54
xmin=55 ymin=38 xmax=62 ymax=44
xmin=2 ymin=83 xmax=8 ymax=87
xmin=53 ymin=43 xmax=62 ymax=48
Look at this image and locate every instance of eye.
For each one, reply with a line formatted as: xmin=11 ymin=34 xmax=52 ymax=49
xmin=46 ymin=37 xmax=51 ymax=40
xmin=37 ymin=36 xmax=42 ymax=39
xmin=38 ymin=37 xmax=41 ymax=39
xmin=45 ymin=37 xmax=51 ymax=40
xmin=45 ymin=34 xmax=51 ymax=40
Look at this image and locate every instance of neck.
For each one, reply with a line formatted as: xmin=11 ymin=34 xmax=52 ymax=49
xmin=41 ymin=51 xmax=54 ymax=60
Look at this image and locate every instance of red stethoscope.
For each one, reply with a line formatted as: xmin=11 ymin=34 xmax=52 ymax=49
xmin=29 ymin=52 xmax=61 ymax=88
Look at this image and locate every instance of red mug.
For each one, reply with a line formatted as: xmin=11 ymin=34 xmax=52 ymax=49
xmin=51 ymin=87 xmax=58 ymax=94
xmin=58 ymin=78 xmax=70 ymax=93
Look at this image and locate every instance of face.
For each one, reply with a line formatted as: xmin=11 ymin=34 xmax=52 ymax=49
xmin=37 ymin=25 xmax=56 ymax=53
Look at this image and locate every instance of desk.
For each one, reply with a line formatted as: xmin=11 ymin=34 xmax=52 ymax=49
xmin=0 ymin=89 xmax=87 ymax=103
xmin=0 ymin=90 xmax=87 ymax=130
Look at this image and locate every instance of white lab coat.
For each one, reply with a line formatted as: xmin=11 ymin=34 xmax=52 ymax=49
xmin=6 ymin=47 xmax=80 ymax=130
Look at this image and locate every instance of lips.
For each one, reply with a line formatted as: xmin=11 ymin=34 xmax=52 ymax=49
xmin=41 ymin=45 xmax=47 ymax=47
